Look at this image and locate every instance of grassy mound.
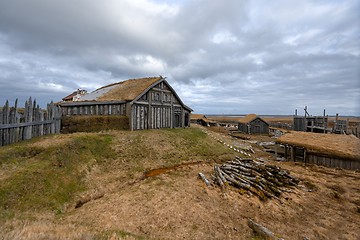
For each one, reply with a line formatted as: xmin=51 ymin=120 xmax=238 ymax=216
xmin=0 ymin=127 xmax=239 ymax=239
xmin=0 ymin=134 xmax=116 ymax=219
xmin=0 ymin=127 xmax=233 ymax=222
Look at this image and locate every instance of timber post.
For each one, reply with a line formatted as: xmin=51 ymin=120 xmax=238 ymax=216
xmin=0 ymin=98 xmax=61 ymax=146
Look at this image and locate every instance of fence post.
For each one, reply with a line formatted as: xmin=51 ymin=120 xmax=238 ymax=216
xmin=0 ymin=97 xmax=62 ymax=146
xmin=24 ymin=97 xmax=33 ymax=140
xmin=4 ymin=100 xmax=10 ymax=145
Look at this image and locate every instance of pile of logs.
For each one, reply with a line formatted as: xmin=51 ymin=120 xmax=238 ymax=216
xmin=208 ymin=157 xmax=299 ymax=200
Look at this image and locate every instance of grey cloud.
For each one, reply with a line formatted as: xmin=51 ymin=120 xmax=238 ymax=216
xmin=0 ymin=0 xmax=359 ymax=115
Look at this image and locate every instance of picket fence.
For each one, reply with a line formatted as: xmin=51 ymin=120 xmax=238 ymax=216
xmin=0 ymin=97 xmax=61 ymax=146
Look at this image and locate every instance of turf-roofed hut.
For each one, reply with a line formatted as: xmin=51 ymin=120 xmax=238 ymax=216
xmin=59 ymin=77 xmax=192 ymax=131
xmin=276 ymin=132 xmax=360 ymax=170
xmin=238 ymin=114 xmax=269 ymax=134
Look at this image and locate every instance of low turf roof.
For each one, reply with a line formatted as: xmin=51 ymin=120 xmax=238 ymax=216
xmin=238 ymin=114 xmax=268 ymax=124
xmin=276 ymin=131 xmax=360 ymax=160
xmin=78 ymin=77 xmax=162 ymax=102
xmin=190 ymin=114 xmax=205 ymax=120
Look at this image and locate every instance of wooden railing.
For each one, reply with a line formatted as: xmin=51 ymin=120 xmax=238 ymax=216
xmin=0 ymin=98 xmax=61 ymax=146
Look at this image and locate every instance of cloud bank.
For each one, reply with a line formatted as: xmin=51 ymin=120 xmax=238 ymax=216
xmin=0 ymin=0 xmax=359 ymax=115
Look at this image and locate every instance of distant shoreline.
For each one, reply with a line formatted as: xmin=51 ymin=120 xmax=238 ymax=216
xmin=201 ymin=114 xmax=360 ymax=118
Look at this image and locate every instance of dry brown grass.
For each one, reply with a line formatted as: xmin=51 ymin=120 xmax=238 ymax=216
xmin=263 ymin=117 xmax=293 ymax=123
xmin=63 ymin=145 xmax=360 ymax=240
xmin=205 ymin=116 xmax=242 ymax=122
xmin=237 ymin=114 xmax=259 ymax=123
xmin=97 ymin=77 xmax=161 ymax=101
xmin=190 ymin=113 xmax=205 ymax=120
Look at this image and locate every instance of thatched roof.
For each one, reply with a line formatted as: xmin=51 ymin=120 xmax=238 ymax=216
xmin=238 ymin=114 xmax=267 ymax=124
xmin=276 ymin=132 xmax=360 ymax=160
xmin=190 ymin=114 xmax=205 ymax=120
xmin=78 ymin=77 xmax=162 ymax=102
xmin=200 ymin=118 xmax=217 ymax=124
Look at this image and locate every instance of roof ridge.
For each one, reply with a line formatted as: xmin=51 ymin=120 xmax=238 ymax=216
xmin=96 ymin=76 xmax=162 ymax=91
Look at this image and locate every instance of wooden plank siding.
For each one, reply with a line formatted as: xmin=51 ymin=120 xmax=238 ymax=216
xmin=306 ymin=154 xmax=360 ymax=170
xmin=131 ymin=93 xmax=187 ymax=130
xmin=0 ymin=98 xmax=61 ymax=146
xmin=61 ymin=103 xmax=126 ymax=116
xmin=129 ymin=81 xmax=190 ymax=130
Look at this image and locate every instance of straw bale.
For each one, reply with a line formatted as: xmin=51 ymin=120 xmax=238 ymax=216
xmin=277 ymin=131 xmax=360 ymax=160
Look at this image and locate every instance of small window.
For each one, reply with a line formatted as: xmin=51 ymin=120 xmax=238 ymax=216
xmin=153 ymin=92 xmax=161 ymax=101
xmin=164 ymin=94 xmax=171 ymax=102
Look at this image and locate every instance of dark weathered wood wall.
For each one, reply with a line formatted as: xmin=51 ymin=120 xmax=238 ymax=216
xmin=307 ymin=154 xmax=360 ymax=170
xmin=279 ymin=144 xmax=360 ymax=170
xmin=238 ymin=122 xmax=247 ymax=133
xmin=294 ymin=116 xmax=329 ymax=132
xmin=238 ymin=118 xmax=269 ymax=134
xmin=249 ymin=119 xmax=269 ymax=134
xmin=131 ymin=81 xmax=190 ymax=130
xmin=0 ymin=98 xmax=61 ymax=146
xmin=293 ymin=117 xmax=306 ymax=131
xmin=61 ymin=102 xmax=126 ymax=116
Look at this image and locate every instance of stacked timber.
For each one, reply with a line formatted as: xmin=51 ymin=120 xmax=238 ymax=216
xmin=211 ymin=157 xmax=299 ymax=200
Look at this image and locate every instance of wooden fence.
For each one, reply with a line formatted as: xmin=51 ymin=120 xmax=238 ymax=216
xmin=0 ymin=98 xmax=61 ymax=146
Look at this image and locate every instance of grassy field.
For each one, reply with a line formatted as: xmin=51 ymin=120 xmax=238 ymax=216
xmin=0 ymin=127 xmax=234 ymax=239
xmin=0 ymin=126 xmax=359 ymax=239
xmin=0 ymin=134 xmax=115 ymax=217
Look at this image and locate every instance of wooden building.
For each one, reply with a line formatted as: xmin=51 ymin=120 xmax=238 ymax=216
xmin=238 ymin=114 xmax=269 ymax=134
xmin=197 ymin=118 xmax=219 ymax=127
xmin=276 ymin=132 xmax=360 ymax=170
xmin=204 ymin=116 xmax=238 ymax=128
xmin=293 ymin=106 xmax=331 ymax=133
xmin=190 ymin=114 xmax=205 ymax=124
xmin=293 ymin=116 xmax=330 ymax=133
xmin=332 ymin=114 xmax=348 ymax=134
xmin=62 ymin=89 xmax=87 ymax=102
xmin=190 ymin=114 xmax=220 ymax=127
xmin=59 ymin=77 xmax=192 ymax=130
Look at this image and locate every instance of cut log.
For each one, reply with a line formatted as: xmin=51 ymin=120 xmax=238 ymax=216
xmin=198 ymin=172 xmax=212 ymax=187
xmin=211 ymin=157 xmax=298 ymax=200
xmin=247 ymin=219 xmax=284 ymax=240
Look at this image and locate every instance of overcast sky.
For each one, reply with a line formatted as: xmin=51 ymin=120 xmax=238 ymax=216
xmin=0 ymin=0 xmax=359 ymax=116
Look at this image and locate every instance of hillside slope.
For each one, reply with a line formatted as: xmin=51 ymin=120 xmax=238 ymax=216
xmin=0 ymin=127 xmax=359 ymax=239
